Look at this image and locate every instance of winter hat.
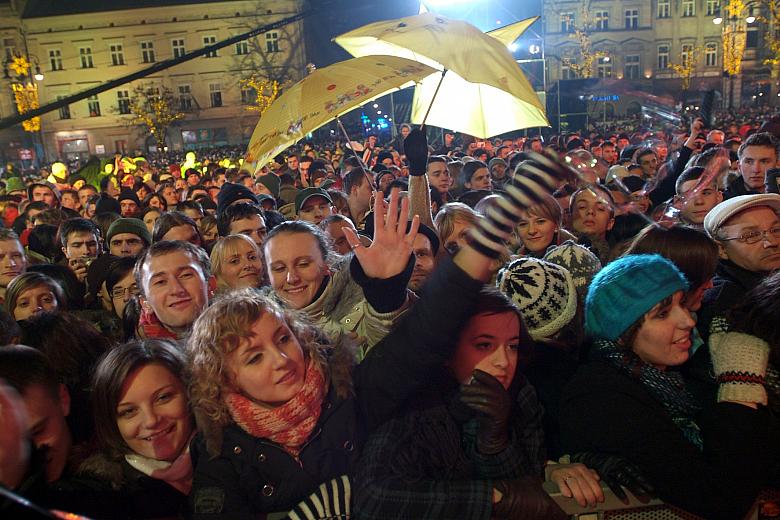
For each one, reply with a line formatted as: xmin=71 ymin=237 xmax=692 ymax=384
xmin=703 ymin=193 xmax=780 ymax=240
xmin=106 ymin=217 xmax=152 ymax=247
xmin=621 ymin=175 xmax=646 ymax=194
xmin=3 ymin=176 xmax=25 ymax=195
xmin=256 ymin=174 xmax=281 ymax=198
xmin=585 ymin=254 xmax=689 ymax=341
xmin=497 ymin=257 xmax=578 ymax=340
xmin=217 ymin=182 xmax=259 ymax=215
xmin=95 ymin=193 xmax=121 ymax=215
xmin=543 ymin=240 xmax=602 ymax=301
xmin=488 ymin=157 xmax=507 ymax=171
xmin=295 ymin=187 xmax=333 ymax=214
xmin=118 ymin=188 xmax=141 ymax=207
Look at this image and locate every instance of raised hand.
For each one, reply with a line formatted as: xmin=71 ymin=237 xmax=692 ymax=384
xmin=404 ymin=128 xmax=429 ymax=176
xmin=343 ymin=188 xmax=419 ymax=280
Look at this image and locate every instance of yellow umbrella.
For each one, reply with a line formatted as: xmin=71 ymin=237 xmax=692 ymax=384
xmin=245 ymin=55 xmax=435 ymax=167
xmin=487 ymin=16 xmax=539 ymax=47
xmin=334 ymin=13 xmax=548 ymax=138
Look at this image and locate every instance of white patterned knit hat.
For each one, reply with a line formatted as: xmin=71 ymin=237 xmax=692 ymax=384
xmin=543 ymin=240 xmax=602 ymax=301
xmin=497 ymin=257 xmax=578 ymax=340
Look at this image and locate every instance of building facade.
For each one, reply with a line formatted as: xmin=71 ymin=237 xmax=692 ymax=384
xmin=543 ymin=0 xmax=774 ymax=117
xmin=0 ymin=0 xmax=306 ymax=162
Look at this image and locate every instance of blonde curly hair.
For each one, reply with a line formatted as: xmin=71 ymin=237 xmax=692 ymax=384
xmin=186 ymin=288 xmax=334 ymax=456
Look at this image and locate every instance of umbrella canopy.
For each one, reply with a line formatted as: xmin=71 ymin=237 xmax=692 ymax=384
xmin=334 ymin=13 xmax=548 ymax=137
xmin=245 ymin=55 xmax=435 ymax=167
xmin=410 ymin=16 xmax=547 ymax=138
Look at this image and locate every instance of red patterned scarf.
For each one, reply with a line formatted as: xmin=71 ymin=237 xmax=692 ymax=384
xmin=224 ymin=361 xmax=326 ymax=458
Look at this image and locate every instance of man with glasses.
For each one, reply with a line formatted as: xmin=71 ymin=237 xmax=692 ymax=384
xmin=699 ymin=194 xmax=780 ymax=339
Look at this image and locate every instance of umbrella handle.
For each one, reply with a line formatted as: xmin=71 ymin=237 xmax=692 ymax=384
xmin=419 ymin=69 xmax=448 ymax=130
xmin=335 ymin=117 xmax=376 ymax=193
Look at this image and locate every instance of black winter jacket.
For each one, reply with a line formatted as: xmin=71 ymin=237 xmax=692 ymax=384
xmin=189 ymin=257 xmax=484 ymax=518
xmin=561 ymin=360 xmax=776 ymax=520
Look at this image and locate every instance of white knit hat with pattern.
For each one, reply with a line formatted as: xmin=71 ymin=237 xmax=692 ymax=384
xmin=497 ymin=257 xmax=577 ymax=340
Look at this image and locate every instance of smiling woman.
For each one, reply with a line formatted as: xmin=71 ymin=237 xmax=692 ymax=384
xmin=561 ymin=254 xmax=775 ymax=519
xmin=82 ymin=339 xmax=195 ymax=519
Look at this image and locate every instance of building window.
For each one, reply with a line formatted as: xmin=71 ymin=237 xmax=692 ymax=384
xmin=682 ymin=43 xmax=694 ymax=67
xmin=625 ymin=9 xmax=639 ymax=29
xmin=203 ymin=36 xmax=217 ymax=57
xmin=595 ymin=11 xmax=609 ymax=30
xmin=110 ymin=44 xmax=125 ymax=66
xmin=658 ymin=44 xmax=670 ymax=69
xmin=562 ymin=59 xmax=577 ymax=79
xmin=57 ymin=95 xmax=71 ymax=119
xmin=560 ymin=12 xmax=574 ymax=33
xmin=49 ymin=49 xmax=63 ymax=71
xmin=3 ymin=38 xmax=15 ymax=60
xmin=682 ymin=0 xmax=695 ymax=17
xmin=706 ymin=0 xmax=721 ymax=16
xmin=625 ymin=54 xmax=640 ymax=79
xmin=117 ymin=90 xmax=130 ymax=114
xmin=235 ymin=41 xmax=249 ymax=55
xmin=209 ymin=82 xmax=222 ymax=107
xmin=265 ymin=32 xmax=279 ymax=52
xmin=597 ymin=56 xmax=612 ymax=78
xmin=88 ymin=95 xmax=101 ymax=117
xmin=79 ymin=47 xmax=93 ymax=68
xmin=140 ymin=41 xmax=155 ymax=63
xmin=240 ymin=86 xmax=255 ymax=104
xmin=705 ymin=42 xmax=718 ymax=67
xmin=657 ymin=0 xmax=671 ymax=18
xmin=172 ymin=38 xmax=186 ymax=58
xmin=178 ymin=85 xmax=192 ymax=111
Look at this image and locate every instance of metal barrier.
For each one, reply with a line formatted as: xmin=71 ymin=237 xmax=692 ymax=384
xmin=545 ymin=481 xmax=778 ymax=520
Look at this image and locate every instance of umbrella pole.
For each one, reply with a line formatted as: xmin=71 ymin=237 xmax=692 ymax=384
xmin=335 ymin=116 xmax=376 ymax=193
xmin=419 ymin=69 xmax=448 ymax=129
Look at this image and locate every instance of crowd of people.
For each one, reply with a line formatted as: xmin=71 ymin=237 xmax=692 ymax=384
xmin=0 ymin=111 xmax=778 ymax=520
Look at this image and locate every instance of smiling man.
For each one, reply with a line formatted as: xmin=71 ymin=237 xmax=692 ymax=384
xmin=135 ymin=240 xmax=212 ymax=338
xmin=725 ymin=132 xmax=779 ymax=199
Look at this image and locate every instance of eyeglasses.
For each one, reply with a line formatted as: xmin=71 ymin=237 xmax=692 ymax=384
xmin=720 ymin=226 xmax=780 ymax=245
xmin=111 ymin=284 xmax=139 ymax=300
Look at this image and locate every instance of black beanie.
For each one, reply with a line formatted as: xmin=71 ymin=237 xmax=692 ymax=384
xmin=217 ymin=182 xmax=259 ymax=215
xmin=95 ymin=193 xmax=121 ymax=215
xmin=118 ymin=188 xmax=141 ymax=207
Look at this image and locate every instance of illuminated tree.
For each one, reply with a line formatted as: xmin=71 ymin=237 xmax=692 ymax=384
xmin=552 ymin=1 xmax=608 ymax=79
xmin=126 ymin=83 xmax=184 ymax=150
xmin=238 ymin=76 xmax=281 ymax=115
xmin=670 ymin=46 xmax=702 ymax=91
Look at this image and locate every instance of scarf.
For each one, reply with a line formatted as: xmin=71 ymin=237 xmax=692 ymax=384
xmin=593 ymin=339 xmax=704 ymax=451
xmin=138 ymin=308 xmax=179 ymax=340
xmin=125 ymin=434 xmax=195 ymax=495
xmin=224 ymin=361 xmax=326 ymax=458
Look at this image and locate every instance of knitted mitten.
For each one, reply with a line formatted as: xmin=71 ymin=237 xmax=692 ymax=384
xmin=469 ymin=152 xmax=575 ymax=258
xmin=710 ymin=328 xmax=769 ymax=405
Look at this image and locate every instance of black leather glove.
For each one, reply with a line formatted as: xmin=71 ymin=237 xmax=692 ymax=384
xmin=404 ymin=128 xmax=428 ymax=176
xmin=493 ymin=477 xmax=568 ymax=520
xmin=460 ymin=369 xmax=511 ymax=455
xmin=570 ymin=452 xmax=654 ymax=504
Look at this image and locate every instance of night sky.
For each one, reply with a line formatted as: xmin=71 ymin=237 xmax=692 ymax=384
xmin=304 ymin=0 xmax=542 ymax=67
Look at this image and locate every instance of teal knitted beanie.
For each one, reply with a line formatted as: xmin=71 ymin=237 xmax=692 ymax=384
xmin=585 ymin=254 xmax=689 ymax=340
